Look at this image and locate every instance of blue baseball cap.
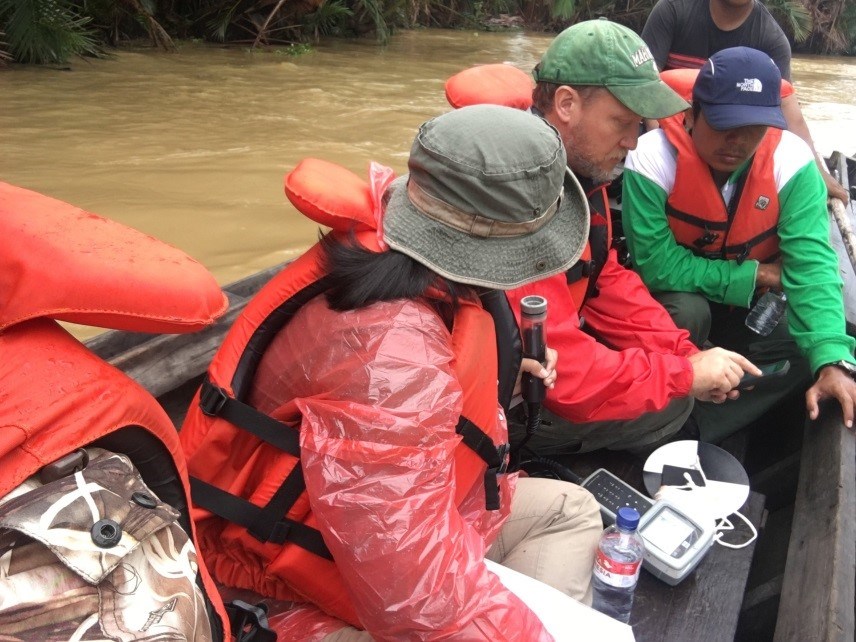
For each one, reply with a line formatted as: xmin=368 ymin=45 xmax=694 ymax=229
xmin=693 ymin=47 xmax=787 ymax=131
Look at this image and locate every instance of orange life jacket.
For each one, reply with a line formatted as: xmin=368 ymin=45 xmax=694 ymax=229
xmin=0 ymin=319 xmax=229 ymax=639
xmin=0 ymin=182 xmax=227 ymax=333
xmin=0 ymin=182 xmax=232 ymax=639
xmin=444 ymin=63 xmax=535 ymax=110
xmin=661 ymin=121 xmax=782 ymax=263
xmin=566 ymin=183 xmax=611 ymax=307
xmin=179 ymin=160 xmax=520 ymax=628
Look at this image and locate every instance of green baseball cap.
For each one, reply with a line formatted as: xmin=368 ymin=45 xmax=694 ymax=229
xmin=534 ymin=19 xmax=689 ymax=119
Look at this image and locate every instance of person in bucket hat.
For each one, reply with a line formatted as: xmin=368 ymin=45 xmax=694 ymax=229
xmin=384 ymin=104 xmax=589 ymax=289
xmin=623 ymin=46 xmax=856 ymax=442
xmin=500 ymin=20 xmax=759 ymax=458
xmin=204 ymin=104 xmax=603 ymax=640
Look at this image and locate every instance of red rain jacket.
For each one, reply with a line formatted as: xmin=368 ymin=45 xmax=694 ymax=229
xmin=506 ymin=183 xmax=698 ymax=423
xmin=442 ymin=64 xmax=698 ymax=423
xmin=245 ymin=295 xmax=552 ymax=641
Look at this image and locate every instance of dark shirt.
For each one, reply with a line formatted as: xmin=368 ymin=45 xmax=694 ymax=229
xmin=641 ymin=0 xmax=792 ymax=80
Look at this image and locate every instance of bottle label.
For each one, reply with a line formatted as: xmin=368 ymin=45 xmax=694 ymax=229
xmin=593 ymin=550 xmax=642 ymax=588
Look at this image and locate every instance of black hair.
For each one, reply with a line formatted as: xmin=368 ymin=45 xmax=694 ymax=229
xmin=319 ymin=231 xmax=477 ymax=314
xmin=532 ymin=82 xmax=605 ymax=116
xmin=692 ymin=99 xmax=702 ymax=122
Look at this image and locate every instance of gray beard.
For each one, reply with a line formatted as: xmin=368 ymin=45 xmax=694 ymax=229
xmin=567 ymin=151 xmax=624 ymax=184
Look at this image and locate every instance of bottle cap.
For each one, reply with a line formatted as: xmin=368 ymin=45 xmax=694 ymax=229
xmin=520 ymin=295 xmax=547 ymax=317
xmin=616 ymin=507 xmax=640 ymax=531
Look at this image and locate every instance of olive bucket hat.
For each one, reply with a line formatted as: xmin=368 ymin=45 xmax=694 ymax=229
xmin=383 ymin=104 xmax=589 ymax=290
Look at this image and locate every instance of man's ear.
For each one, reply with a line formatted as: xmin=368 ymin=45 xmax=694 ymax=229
xmin=553 ymin=85 xmax=583 ymax=127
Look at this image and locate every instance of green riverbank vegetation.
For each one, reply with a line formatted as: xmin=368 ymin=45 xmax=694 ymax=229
xmin=1 ymin=0 xmax=853 ymax=65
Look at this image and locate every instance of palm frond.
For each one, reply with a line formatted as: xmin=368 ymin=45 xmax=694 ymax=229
xmin=0 ymin=29 xmax=11 ymax=64
xmin=304 ymin=0 xmax=353 ymax=39
xmin=0 ymin=0 xmax=101 ymax=63
xmin=551 ymin=0 xmax=576 ymax=20
xmin=353 ymin=0 xmax=389 ymax=43
xmin=765 ymin=0 xmax=812 ymax=43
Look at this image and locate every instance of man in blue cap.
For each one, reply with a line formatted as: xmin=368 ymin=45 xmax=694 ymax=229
xmin=622 ymin=46 xmax=856 ymax=442
xmin=640 ymin=0 xmax=849 ymax=202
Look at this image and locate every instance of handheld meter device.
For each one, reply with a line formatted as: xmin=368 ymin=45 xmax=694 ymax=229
xmin=582 ymin=468 xmax=715 ymax=585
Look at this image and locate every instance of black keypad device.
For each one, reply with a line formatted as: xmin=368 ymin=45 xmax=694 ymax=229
xmin=582 ymin=468 xmax=654 ymax=524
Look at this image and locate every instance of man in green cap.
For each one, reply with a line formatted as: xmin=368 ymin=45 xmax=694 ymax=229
xmin=505 ymin=19 xmax=760 ymax=456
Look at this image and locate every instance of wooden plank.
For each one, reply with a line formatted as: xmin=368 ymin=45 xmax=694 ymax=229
xmin=105 ymin=289 xmax=249 ymax=398
xmin=84 ymin=263 xmax=285 ymax=398
xmin=85 ymin=327 xmax=158 ymax=360
xmin=741 ymin=574 xmax=783 ymax=611
xmin=774 ymin=407 xmax=856 ymax=642
xmin=220 ymin=262 xmax=284 ymax=299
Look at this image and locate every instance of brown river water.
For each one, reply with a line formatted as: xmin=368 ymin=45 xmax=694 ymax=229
xmin=1 ymin=31 xmax=854 ymax=336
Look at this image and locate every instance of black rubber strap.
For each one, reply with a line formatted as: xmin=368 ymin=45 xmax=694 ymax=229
xmin=199 ymin=379 xmax=300 ymax=457
xmin=666 ymin=205 xmax=729 ymax=230
xmin=456 ymin=417 xmax=508 ymax=511
xmin=190 ymin=476 xmax=333 ymax=560
xmin=225 ymin=601 xmax=277 ymax=642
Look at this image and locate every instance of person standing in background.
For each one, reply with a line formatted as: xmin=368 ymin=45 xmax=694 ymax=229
xmin=641 ymin=0 xmax=849 ymax=201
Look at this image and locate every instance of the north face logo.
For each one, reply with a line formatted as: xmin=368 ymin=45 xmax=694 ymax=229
xmin=631 ymin=46 xmax=654 ymax=67
xmin=737 ymin=78 xmax=763 ymax=92
xmin=755 ymin=195 xmax=771 ymax=210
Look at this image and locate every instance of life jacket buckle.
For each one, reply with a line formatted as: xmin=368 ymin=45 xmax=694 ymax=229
xmin=39 ymin=448 xmax=89 ymax=485
xmin=736 ymin=245 xmax=751 ymax=264
xmin=495 ymin=442 xmax=511 ymax=475
xmin=199 ymin=382 xmax=229 ymax=417
xmin=225 ymin=600 xmax=276 ymax=642
xmin=693 ymin=230 xmax=719 ymax=248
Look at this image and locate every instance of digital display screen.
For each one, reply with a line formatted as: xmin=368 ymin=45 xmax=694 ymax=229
xmin=641 ymin=507 xmax=699 ymax=558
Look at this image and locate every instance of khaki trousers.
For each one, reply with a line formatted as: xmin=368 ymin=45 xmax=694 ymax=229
xmin=322 ymin=477 xmax=602 ymax=642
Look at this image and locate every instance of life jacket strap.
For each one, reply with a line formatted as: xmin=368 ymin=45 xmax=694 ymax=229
xmin=456 ymin=416 xmax=509 ymax=511
xmin=566 ymin=213 xmax=609 ymax=304
xmin=199 ymin=379 xmax=301 ymax=457
xmin=190 ymin=476 xmax=333 ymax=560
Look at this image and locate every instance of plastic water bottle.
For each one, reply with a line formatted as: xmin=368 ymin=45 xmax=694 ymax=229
xmin=745 ymin=290 xmax=787 ymax=336
xmin=591 ymin=507 xmax=645 ymax=624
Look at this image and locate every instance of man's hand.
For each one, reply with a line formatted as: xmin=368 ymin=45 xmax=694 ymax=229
xmin=807 ymin=365 xmax=856 ymax=429
xmin=688 ymin=348 xmax=761 ymax=403
xmin=514 ymin=346 xmax=558 ymax=397
xmin=824 ymin=172 xmax=850 ymax=204
xmin=755 ymin=262 xmax=782 ymax=290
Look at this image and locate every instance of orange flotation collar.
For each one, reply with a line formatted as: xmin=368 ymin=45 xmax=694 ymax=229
xmin=445 ymin=63 xmax=534 ymax=110
xmin=0 ymin=183 xmax=232 ymax=636
xmin=0 ymin=182 xmax=227 ymax=333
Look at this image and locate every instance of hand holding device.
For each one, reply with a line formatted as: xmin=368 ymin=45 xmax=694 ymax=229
xmin=737 ymin=359 xmax=790 ymax=390
xmin=688 ymin=347 xmax=759 ymax=401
